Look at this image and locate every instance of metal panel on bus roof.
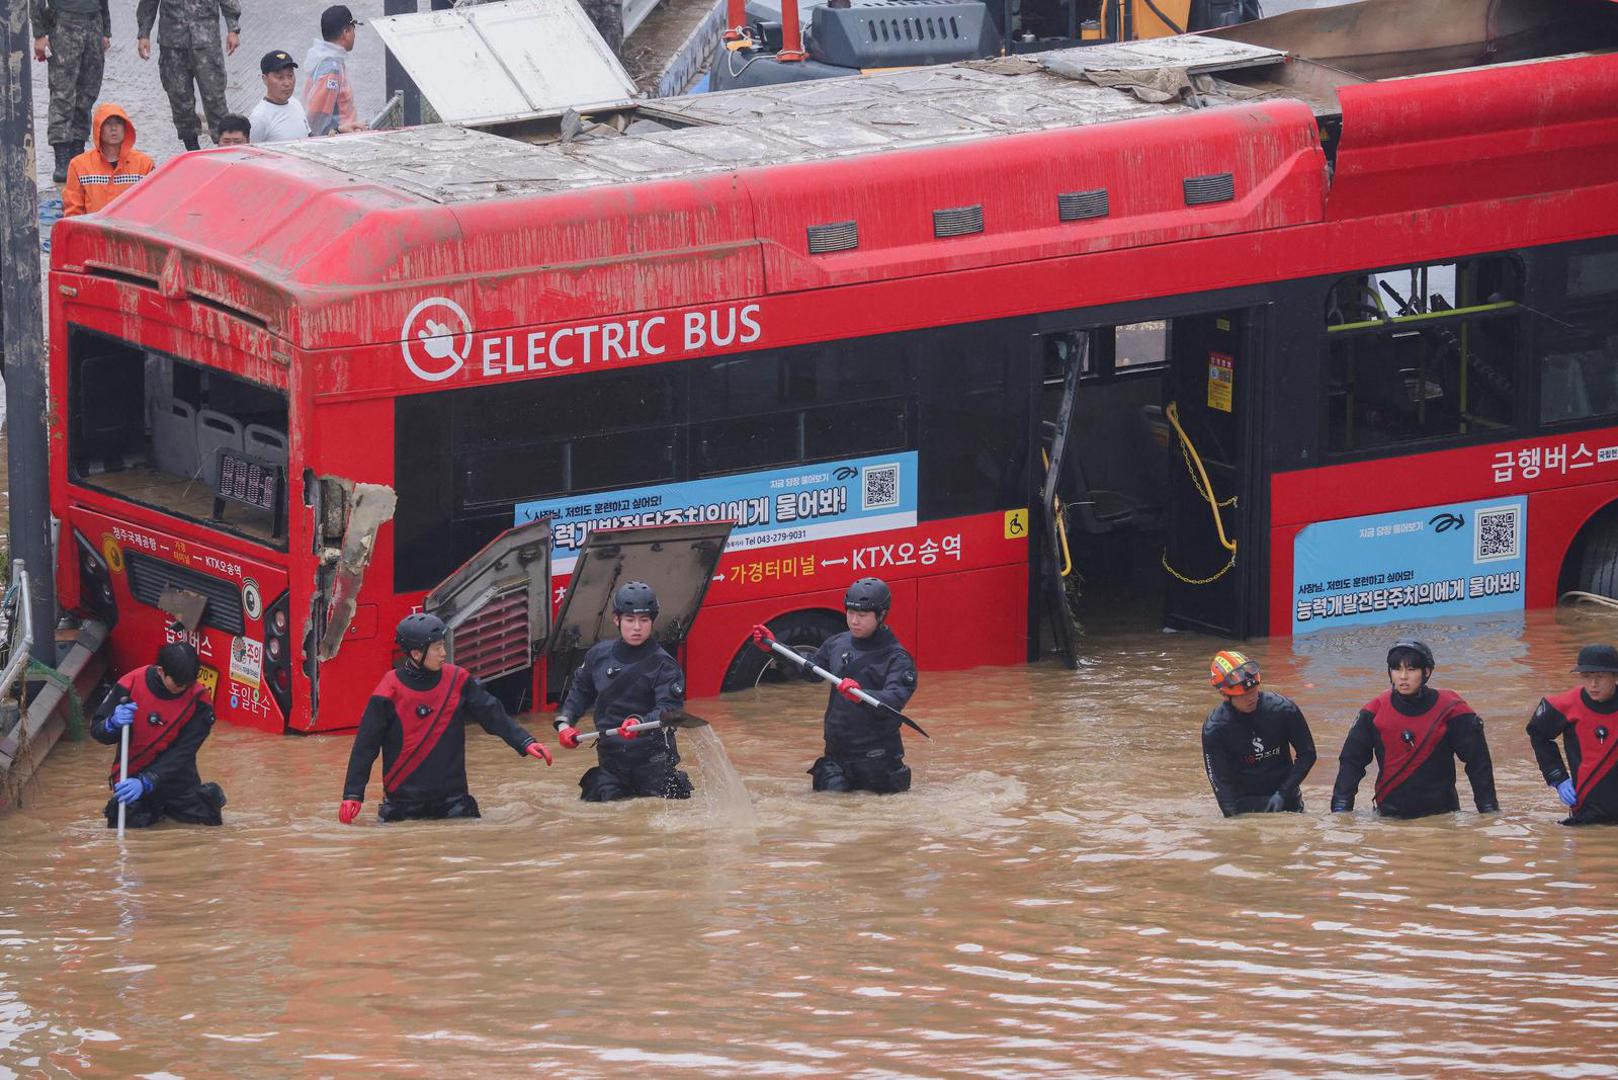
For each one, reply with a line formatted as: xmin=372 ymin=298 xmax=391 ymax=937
xmin=548 ymin=523 xmax=734 ymax=656
xmin=369 ymin=0 xmax=637 ymax=126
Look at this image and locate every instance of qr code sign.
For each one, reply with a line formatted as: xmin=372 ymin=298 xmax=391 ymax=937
xmin=861 ymin=463 xmax=900 ymax=511
xmin=1474 ymin=504 xmax=1521 ymax=563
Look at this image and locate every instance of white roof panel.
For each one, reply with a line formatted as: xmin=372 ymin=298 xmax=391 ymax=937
xmin=369 ymin=0 xmax=637 ymax=125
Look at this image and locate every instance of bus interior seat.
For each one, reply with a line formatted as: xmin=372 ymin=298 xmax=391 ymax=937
xmin=151 ymin=398 xmax=201 ymax=480
xmin=74 ymin=352 xmax=145 ymax=473
xmin=196 ymin=409 xmax=244 ymax=489
xmin=244 ymin=424 xmax=289 ymax=466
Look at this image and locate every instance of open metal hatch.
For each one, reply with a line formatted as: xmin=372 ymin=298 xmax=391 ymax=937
xmin=548 ymin=522 xmax=734 ymax=657
xmin=368 ymin=0 xmax=638 ymax=126
xmin=425 ymin=518 xmax=553 ymax=682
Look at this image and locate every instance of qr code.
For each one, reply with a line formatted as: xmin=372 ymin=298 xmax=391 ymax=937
xmin=861 ymin=463 xmax=900 ymax=511
xmin=1474 ymin=504 xmax=1521 ymax=563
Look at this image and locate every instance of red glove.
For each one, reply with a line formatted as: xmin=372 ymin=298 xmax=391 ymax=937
xmin=557 ymin=725 xmax=580 ymax=750
xmin=525 ymin=741 xmax=553 ymax=766
xmin=837 ymin=677 xmax=862 ymax=702
xmin=617 ymin=716 xmax=641 ymax=740
xmin=338 ymin=799 xmax=362 ymax=824
xmin=750 ymin=624 xmax=776 ymax=652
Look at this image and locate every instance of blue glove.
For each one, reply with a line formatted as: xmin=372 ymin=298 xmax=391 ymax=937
xmin=114 ymin=775 xmax=152 ymax=804
xmin=1556 ymin=778 xmax=1577 ymax=808
xmin=1263 ymin=792 xmax=1287 ymax=813
xmin=108 ymin=702 xmax=137 ymax=730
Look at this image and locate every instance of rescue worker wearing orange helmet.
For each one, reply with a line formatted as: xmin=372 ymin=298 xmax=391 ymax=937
xmin=1201 ymin=651 xmax=1317 ymax=816
xmin=1331 ymin=639 xmax=1498 ymax=819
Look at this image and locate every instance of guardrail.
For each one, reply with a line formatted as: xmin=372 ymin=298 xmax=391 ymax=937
xmin=0 ymin=560 xmax=35 ymax=709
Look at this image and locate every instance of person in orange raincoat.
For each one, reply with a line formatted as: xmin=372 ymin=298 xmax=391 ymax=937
xmin=63 ymin=102 xmax=156 ymax=217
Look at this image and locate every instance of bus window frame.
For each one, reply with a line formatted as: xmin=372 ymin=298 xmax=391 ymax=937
xmin=64 ymin=323 xmax=292 ymax=552
xmin=1316 ymin=251 xmax=1531 ymax=465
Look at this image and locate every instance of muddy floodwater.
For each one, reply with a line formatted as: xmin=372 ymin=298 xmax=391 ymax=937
xmin=5 ymin=608 xmax=1618 ymax=1078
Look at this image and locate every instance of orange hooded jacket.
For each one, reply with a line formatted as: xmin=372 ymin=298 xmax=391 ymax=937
xmin=63 ymin=104 xmax=157 ymax=217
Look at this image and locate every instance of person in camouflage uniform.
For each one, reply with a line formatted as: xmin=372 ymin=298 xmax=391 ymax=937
xmin=30 ymin=0 xmax=111 ymax=183
xmin=135 ymin=0 xmax=242 ymax=151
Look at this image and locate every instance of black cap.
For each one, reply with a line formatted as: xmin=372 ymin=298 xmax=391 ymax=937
xmin=320 ymin=4 xmax=361 ymax=38
xmin=260 ymin=50 xmax=297 ymax=73
xmin=1572 ymin=644 xmax=1618 ymax=673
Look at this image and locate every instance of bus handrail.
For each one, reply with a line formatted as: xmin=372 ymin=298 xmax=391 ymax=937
xmin=0 ymin=561 xmax=36 ymax=706
xmin=1326 ymin=300 xmax=1518 ymax=334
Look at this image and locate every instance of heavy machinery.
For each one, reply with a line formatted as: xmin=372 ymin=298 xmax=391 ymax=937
xmin=710 ymin=0 xmax=1262 ymax=89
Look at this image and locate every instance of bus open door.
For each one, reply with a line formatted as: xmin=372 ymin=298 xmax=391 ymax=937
xmin=1160 ymin=309 xmax=1262 ymax=638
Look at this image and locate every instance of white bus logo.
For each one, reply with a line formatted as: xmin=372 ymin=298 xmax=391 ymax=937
xmin=401 ymin=297 xmax=473 ymax=382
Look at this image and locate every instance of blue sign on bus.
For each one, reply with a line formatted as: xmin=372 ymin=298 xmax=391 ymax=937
xmin=1292 ymin=496 xmax=1527 ymax=634
xmin=516 ymin=452 xmax=918 ymax=572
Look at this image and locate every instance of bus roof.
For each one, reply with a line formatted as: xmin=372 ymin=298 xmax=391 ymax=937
xmin=262 ymin=36 xmax=1298 ymax=204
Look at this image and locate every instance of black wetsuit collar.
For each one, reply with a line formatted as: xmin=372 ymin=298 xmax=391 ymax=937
xmin=1389 ymin=686 xmax=1438 ymax=716
xmin=1581 ymin=688 xmax=1618 ymax=714
xmin=610 ymin=638 xmax=661 ymax=663
xmin=145 ymin=665 xmax=184 ymax=700
xmin=396 ymin=661 xmax=443 ymax=691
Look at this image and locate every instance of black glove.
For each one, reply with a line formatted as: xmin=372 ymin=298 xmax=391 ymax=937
xmin=1264 ymin=792 xmax=1287 ymax=813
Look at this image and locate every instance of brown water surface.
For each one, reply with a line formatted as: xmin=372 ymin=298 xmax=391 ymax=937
xmin=4 ymin=608 xmax=1618 ymax=1078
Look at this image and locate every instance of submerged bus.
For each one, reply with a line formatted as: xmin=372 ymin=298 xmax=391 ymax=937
xmin=47 ymin=20 xmax=1618 ymax=733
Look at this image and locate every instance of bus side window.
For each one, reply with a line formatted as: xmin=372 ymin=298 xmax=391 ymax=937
xmin=1538 ymin=242 xmax=1618 ymax=425
xmin=1326 ymin=257 xmax=1520 ymax=452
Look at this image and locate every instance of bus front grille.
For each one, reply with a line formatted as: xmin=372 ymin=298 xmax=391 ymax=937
xmin=450 ymin=587 xmax=530 ymax=682
xmin=125 ymin=551 xmax=247 ymax=636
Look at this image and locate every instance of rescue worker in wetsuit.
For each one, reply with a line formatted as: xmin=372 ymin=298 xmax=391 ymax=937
xmin=553 ymin=582 xmax=692 ymax=802
xmin=807 ymin=577 xmax=918 ymax=795
xmin=1526 ymin=643 xmax=1618 ymax=825
xmin=1331 ymin=639 xmax=1499 ymax=819
xmin=1201 ymin=650 xmax=1316 ymax=816
xmin=338 ymin=613 xmax=552 ymax=824
xmin=91 ymin=641 xmax=226 ymax=828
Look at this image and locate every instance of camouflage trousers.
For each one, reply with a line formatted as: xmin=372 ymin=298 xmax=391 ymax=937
xmin=45 ymin=12 xmax=105 ymax=147
xmin=579 ymin=0 xmax=623 ymax=56
xmin=157 ymin=43 xmax=229 ymax=142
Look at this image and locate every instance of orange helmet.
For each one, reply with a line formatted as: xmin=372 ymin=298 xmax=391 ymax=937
xmin=1210 ymin=650 xmax=1261 ymax=695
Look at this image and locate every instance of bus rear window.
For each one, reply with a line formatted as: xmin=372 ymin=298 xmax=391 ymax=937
xmin=67 ymin=327 xmax=289 ymax=544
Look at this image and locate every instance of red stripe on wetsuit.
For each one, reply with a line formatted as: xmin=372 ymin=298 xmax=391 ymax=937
xmin=378 ymin=665 xmax=470 ymax=794
xmin=1544 ymin=687 xmax=1618 ymax=813
xmin=108 ymin=666 xmax=209 ymax=783
xmin=1368 ymin=688 xmax=1467 ymax=807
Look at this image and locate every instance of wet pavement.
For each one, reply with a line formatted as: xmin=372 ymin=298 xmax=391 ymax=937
xmin=4 ymin=604 xmax=1618 ymax=1077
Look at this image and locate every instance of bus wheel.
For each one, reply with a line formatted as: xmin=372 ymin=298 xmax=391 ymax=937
xmin=720 ymin=610 xmax=844 ymax=693
xmin=1574 ymin=517 xmax=1618 ymax=600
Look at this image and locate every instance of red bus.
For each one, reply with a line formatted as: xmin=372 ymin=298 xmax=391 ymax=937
xmin=47 ymin=25 xmax=1618 ymax=733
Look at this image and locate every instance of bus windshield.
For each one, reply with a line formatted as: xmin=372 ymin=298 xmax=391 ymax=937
xmin=66 ymin=326 xmax=290 ymax=545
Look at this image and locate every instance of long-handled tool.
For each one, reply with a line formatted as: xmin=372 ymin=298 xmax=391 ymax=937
xmin=750 ymin=625 xmax=931 ymax=740
xmin=117 ymin=725 xmax=130 ymax=839
xmin=571 ymin=709 xmax=710 ymax=747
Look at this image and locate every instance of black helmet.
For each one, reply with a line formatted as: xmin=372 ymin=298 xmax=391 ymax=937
xmin=1572 ymin=644 xmax=1618 ymax=674
xmin=844 ymin=577 xmax=891 ymax=614
xmin=396 ymin=612 xmax=449 ymax=653
xmin=1387 ymin=638 xmax=1435 ymax=671
xmin=613 ymin=581 xmax=659 ymax=618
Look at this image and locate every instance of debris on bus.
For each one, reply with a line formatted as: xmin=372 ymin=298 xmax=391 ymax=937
xmin=314 ymin=480 xmax=397 ymax=665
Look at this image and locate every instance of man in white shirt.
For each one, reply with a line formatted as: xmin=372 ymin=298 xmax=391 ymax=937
xmin=248 ymin=49 xmax=310 ymax=143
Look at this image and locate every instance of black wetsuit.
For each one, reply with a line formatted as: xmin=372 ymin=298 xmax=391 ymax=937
xmin=92 ymin=666 xmax=225 ymax=828
xmin=342 ymin=661 xmax=540 ymax=822
xmin=1527 ymin=687 xmax=1618 ymax=825
xmin=560 ymin=638 xmax=691 ymax=802
xmin=1201 ymin=691 xmax=1316 ymax=816
xmin=807 ymin=626 xmax=917 ymax=794
xmin=1331 ymin=685 xmax=1498 ymax=819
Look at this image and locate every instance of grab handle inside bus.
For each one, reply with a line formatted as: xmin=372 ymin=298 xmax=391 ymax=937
xmin=1166 ymin=401 xmax=1236 ymax=555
